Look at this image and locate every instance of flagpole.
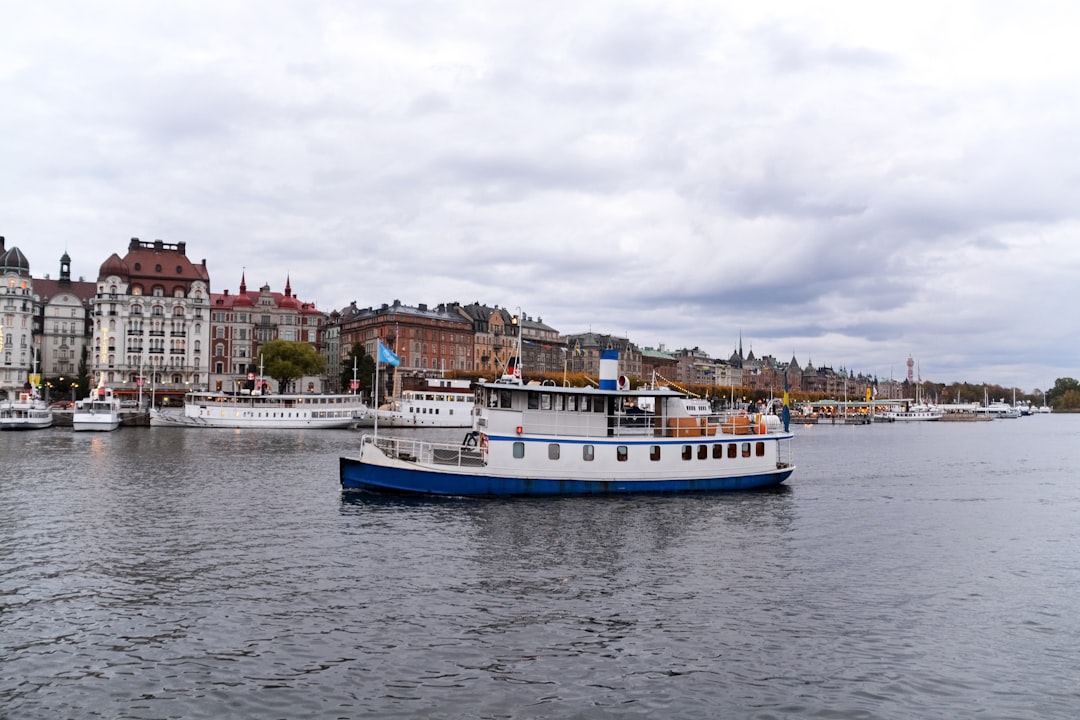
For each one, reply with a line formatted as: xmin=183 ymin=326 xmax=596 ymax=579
xmin=374 ymin=344 xmax=380 ymax=439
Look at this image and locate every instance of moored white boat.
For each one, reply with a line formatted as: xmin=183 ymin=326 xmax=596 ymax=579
xmin=150 ymin=390 xmax=367 ymax=429
xmin=341 ymin=349 xmax=795 ymax=496
xmin=975 ymin=399 xmax=1021 ymax=419
xmin=0 ymin=388 xmax=54 ymax=430
xmin=354 ymin=377 xmax=476 ymax=428
xmin=877 ymin=401 xmax=943 ymax=422
xmin=73 ymin=386 xmax=121 ymax=432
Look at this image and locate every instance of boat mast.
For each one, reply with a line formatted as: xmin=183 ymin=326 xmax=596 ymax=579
xmin=515 ymin=306 xmax=522 ymax=384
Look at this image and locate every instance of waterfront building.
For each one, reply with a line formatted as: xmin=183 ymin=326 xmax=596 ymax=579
xmin=91 ymin=238 xmax=211 ymax=404
xmin=671 ymin=346 xmax=735 ymax=389
xmin=457 ymin=303 xmax=564 ymax=377
xmin=517 ymin=312 xmax=563 ymax=374
xmin=639 ymin=346 xmax=680 ymax=383
xmin=208 ymin=274 xmax=327 ymax=393
xmin=336 ymin=299 xmax=473 ymax=402
xmin=0 ymin=237 xmax=37 ymax=397
xmin=456 ymin=302 xmax=510 ymax=377
xmin=560 ymin=332 xmax=642 ymax=380
xmin=32 ymin=251 xmax=96 ymax=382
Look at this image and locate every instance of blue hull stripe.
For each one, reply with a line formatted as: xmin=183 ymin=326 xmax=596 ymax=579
xmin=339 ymin=457 xmax=793 ymax=496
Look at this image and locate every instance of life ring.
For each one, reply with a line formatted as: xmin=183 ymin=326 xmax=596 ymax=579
xmin=480 ymin=434 xmax=489 ymax=452
xmin=756 ymin=413 xmax=767 ymax=434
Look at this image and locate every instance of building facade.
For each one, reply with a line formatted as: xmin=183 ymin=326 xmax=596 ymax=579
xmin=0 ymin=238 xmax=37 ymax=397
xmin=91 ymin=238 xmax=211 ymax=403
xmin=208 ymin=274 xmax=327 ymax=393
xmin=33 ymin=251 xmax=96 ymax=383
xmin=337 ymin=299 xmax=474 ymax=402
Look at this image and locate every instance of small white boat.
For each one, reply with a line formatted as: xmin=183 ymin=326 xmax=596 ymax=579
xmin=150 ymin=390 xmax=367 ymax=429
xmin=0 ymin=388 xmax=54 ymax=430
xmin=879 ymin=401 xmax=943 ymax=422
xmin=976 ymin=399 xmax=1021 ymax=419
xmin=73 ymin=387 xmax=121 ymax=432
xmin=354 ymin=377 xmax=476 ymax=429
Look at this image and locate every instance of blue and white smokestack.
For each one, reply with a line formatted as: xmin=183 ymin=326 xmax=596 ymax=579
xmin=599 ymin=349 xmax=619 ymax=390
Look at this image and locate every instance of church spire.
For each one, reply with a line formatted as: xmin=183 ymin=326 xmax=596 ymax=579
xmin=284 ymin=274 xmax=292 ymax=297
xmin=239 ymin=270 xmax=247 ymax=294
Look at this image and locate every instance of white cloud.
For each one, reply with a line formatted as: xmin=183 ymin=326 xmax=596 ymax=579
xmin=3 ymin=0 xmax=1080 ymax=391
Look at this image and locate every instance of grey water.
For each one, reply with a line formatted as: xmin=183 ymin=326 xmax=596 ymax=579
xmin=2 ymin=416 xmax=1078 ymax=719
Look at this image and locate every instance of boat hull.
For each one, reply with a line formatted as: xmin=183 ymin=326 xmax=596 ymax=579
xmin=341 ymin=456 xmax=792 ymax=495
xmin=340 ymin=439 xmax=794 ymax=496
xmin=72 ymin=416 xmax=120 ymax=432
xmin=150 ymin=408 xmax=357 ymax=429
xmin=0 ymin=418 xmax=54 ymax=430
xmin=0 ymin=409 xmax=54 ymax=430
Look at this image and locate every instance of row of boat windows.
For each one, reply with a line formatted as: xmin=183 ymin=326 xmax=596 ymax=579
xmin=487 ymin=390 xmax=607 ymax=412
xmin=197 ymin=396 xmax=359 ymax=405
xmin=510 ymin=441 xmax=768 ymax=461
xmin=403 ymin=393 xmax=470 ymax=402
xmin=205 ymin=410 xmax=354 ymax=418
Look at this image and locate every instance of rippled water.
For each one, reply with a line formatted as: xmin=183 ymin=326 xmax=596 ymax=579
xmin=3 ymin=417 xmax=1079 ymax=718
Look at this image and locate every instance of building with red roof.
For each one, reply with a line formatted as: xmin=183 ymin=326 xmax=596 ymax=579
xmin=208 ymin=273 xmax=327 ymax=393
xmin=91 ymin=238 xmax=211 ymax=403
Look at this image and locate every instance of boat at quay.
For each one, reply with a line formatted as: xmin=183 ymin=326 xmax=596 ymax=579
xmin=340 ymin=349 xmax=795 ymax=496
xmin=354 ymin=377 xmax=476 ymax=429
xmin=72 ymin=385 xmax=121 ymax=432
xmin=0 ymin=387 xmax=54 ymax=430
xmin=150 ymin=390 xmax=367 ymax=429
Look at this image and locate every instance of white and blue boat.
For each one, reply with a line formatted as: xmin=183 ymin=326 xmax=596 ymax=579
xmin=340 ymin=349 xmax=795 ymax=496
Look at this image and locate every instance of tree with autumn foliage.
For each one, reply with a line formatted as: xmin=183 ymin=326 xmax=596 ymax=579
xmin=260 ymin=339 xmax=327 ymax=394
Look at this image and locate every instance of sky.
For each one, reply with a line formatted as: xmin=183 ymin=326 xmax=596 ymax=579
xmin=3 ymin=1 xmax=1078 ymax=393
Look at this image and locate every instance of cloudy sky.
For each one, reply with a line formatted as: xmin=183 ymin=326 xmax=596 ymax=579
xmin=4 ymin=1 xmax=1078 ymax=392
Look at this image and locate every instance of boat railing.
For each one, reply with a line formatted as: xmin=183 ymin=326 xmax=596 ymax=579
xmin=365 ymin=434 xmax=486 ymax=467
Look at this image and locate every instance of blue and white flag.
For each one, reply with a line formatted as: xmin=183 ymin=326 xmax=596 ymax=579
xmin=378 ymin=341 xmax=400 ymax=367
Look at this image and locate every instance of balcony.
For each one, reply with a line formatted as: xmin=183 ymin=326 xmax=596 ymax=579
xmin=149 ymin=348 xmax=165 ymax=354
xmin=170 ymin=331 xmax=187 ymax=337
xmin=148 ymin=330 xmax=165 ymax=337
